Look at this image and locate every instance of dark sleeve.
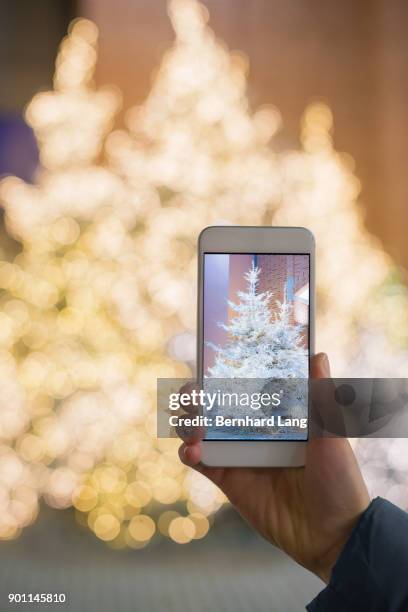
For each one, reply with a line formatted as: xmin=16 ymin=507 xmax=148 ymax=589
xmin=306 ymin=497 xmax=408 ymax=611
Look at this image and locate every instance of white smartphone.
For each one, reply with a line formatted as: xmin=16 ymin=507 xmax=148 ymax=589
xmin=197 ymin=226 xmax=315 ymax=467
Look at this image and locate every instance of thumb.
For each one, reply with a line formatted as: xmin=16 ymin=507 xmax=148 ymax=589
xmin=311 ymin=352 xmax=330 ymax=379
xmin=309 ymin=351 xmax=348 ymax=438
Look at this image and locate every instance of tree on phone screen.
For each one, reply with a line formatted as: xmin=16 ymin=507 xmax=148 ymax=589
xmin=207 ymin=263 xmax=307 ymax=378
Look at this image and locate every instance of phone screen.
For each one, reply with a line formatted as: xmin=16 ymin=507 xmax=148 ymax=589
xmin=203 ymin=253 xmax=310 ymax=441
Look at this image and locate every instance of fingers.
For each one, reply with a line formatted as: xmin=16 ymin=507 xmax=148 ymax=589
xmin=178 ymin=441 xmax=202 ymax=467
xmin=307 ymin=350 xmax=369 ymax=498
xmin=176 ymin=381 xmax=206 ymax=468
xmin=176 ymin=414 xmax=206 ymax=444
xmin=176 ymin=386 xmax=223 ymax=486
xmin=178 ymin=382 xmax=200 ymax=415
xmin=175 ymin=381 xmax=206 ymax=443
xmin=309 ymin=352 xmax=347 ymax=437
xmin=311 ymin=353 xmax=330 ymax=379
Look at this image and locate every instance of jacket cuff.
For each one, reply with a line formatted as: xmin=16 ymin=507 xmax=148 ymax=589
xmin=307 ymin=497 xmax=390 ymax=611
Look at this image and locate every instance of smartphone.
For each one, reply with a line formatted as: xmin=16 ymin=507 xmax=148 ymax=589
xmin=197 ymin=226 xmax=315 ymax=467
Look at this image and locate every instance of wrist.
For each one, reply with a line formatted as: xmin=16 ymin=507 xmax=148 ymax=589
xmin=313 ymin=507 xmax=371 ymax=584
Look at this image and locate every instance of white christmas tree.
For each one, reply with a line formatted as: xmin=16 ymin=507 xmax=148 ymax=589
xmin=271 ymin=300 xmax=308 ymax=378
xmin=207 ymin=264 xmax=307 ymax=378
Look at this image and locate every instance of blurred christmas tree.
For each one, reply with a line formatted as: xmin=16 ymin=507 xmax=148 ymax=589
xmin=0 ymin=0 xmax=408 ymax=545
xmin=275 ymin=104 xmax=408 ymax=375
xmin=0 ymin=15 xmax=218 ymax=546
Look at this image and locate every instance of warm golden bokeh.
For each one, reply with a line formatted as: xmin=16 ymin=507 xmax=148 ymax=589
xmin=0 ymin=0 xmax=407 ymax=546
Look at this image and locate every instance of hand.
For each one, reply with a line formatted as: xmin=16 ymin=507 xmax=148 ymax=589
xmin=178 ymin=353 xmax=370 ymax=583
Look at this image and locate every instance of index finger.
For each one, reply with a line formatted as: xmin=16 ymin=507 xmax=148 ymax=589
xmin=178 ymin=381 xmax=201 ymax=415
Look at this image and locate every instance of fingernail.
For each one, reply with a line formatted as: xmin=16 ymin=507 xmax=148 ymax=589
xmin=320 ymin=353 xmax=330 ymax=374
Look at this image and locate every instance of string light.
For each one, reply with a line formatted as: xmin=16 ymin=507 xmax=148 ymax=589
xmin=0 ymin=0 xmax=407 ymax=545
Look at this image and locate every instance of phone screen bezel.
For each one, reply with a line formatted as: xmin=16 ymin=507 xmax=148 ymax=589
xmin=197 ymin=226 xmax=315 ymax=467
